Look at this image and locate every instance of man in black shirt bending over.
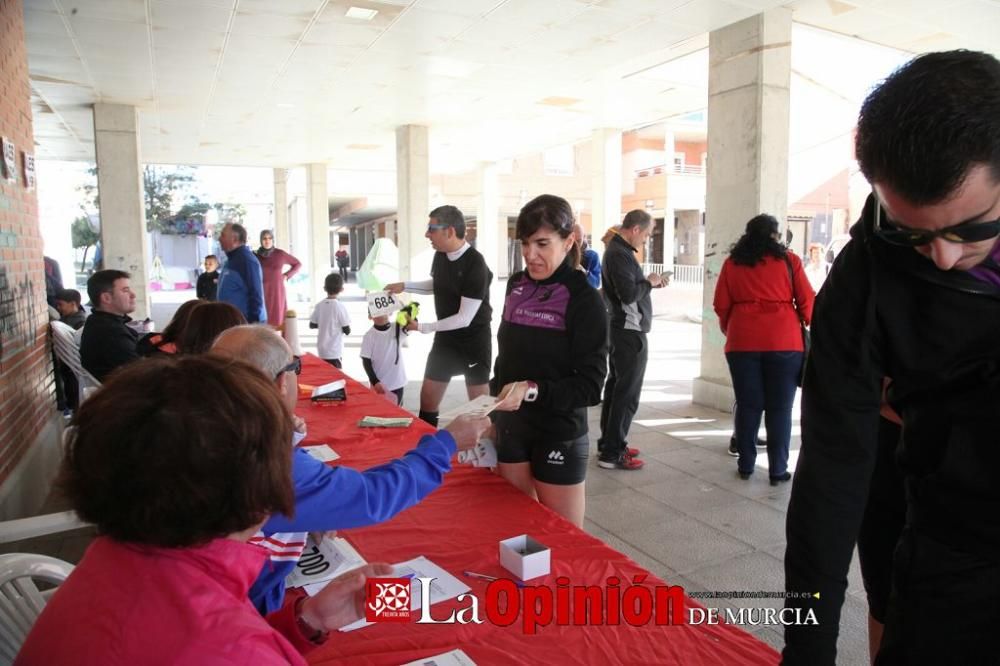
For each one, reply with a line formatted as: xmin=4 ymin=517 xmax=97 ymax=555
xmin=386 ymin=205 xmax=493 ymax=426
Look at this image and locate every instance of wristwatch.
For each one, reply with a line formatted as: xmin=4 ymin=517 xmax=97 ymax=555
xmin=295 ymin=596 xmax=329 ymax=644
xmin=523 ymin=381 xmax=539 ymax=403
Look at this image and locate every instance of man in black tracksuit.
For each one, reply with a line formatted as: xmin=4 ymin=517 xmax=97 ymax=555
xmin=597 ymin=210 xmax=664 ymax=470
xmin=783 ymin=51 xmax=1000 ymax=664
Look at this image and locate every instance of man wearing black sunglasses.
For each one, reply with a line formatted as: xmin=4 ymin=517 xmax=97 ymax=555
xmin=385 ymin=205 xmax=494 ymax=428
xmin=784 ymin=51 xmax=1000 ymax=665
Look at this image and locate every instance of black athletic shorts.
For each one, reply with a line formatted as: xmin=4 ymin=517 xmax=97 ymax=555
xmin=495 ymin=423 xmax=589 ymax=486
xmin=424 ymin=328 xmax=491 ymax=385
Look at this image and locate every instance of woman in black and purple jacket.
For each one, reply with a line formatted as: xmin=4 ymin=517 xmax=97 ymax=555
xmin=491 ymin=194 xmax=609 ymax=527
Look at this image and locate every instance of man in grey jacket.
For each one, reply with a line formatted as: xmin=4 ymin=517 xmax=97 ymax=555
xmin=597 ymin=210 xmax=664 ymax=470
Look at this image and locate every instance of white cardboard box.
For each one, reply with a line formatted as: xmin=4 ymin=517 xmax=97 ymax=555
xmin=498 ymin=534 xmax=550 ymax=581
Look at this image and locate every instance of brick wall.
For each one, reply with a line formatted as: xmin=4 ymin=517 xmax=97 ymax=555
xmin=0 ymin=0 xmax=54 ymax=489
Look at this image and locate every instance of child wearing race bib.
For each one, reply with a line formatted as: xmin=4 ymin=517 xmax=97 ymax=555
xmin=361 ymin=310 xmax=407 ymax=406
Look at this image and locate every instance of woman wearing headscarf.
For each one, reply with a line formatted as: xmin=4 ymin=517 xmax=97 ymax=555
xmin=713 ymin=214 xmax=814 ymax=485
xmin=256 ymin=229 xmax=301 ymax=327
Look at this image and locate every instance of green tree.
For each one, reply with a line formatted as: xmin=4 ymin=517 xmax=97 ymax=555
xmin=144 ymin=165 xmax=196 ymax=232
xmin=71 ymin=215 xmax=100 ymax=270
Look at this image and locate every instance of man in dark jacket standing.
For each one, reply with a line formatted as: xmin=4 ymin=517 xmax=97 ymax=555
xmin=597 ymin=210 xmax=663 ymax=470
xmin=783 ymin=50 xmax=1000 ymax=664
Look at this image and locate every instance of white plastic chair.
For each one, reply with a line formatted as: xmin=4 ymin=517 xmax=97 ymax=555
xmin=49 ymin=321 xmax=101 ymax=399
xmin=0 ymin=553 xmax=74 ymax=663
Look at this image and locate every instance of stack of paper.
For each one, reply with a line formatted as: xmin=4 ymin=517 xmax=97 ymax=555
xmin=285 ymin=536 xmax=367 ymax=595
xmin=302 ymin=444 xmax=340 ymax=463
xmin=358 ymin=415 xmax=413 ymax=428
xmin=311 ymin=379 xmax=347 ymax=402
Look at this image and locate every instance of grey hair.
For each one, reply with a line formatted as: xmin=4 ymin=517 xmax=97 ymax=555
xmin=211 ymin=325 xmax=291 ymax=379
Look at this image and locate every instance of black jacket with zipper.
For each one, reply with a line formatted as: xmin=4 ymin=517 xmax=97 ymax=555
xmin=783 ymin=194 xmax=1000 ymax=664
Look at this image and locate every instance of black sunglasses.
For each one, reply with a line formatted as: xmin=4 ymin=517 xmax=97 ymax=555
xmin=874 ymin=198 xmax=1000 ymax=246
xmin=276 ymin=356 xmax=301 ymax=379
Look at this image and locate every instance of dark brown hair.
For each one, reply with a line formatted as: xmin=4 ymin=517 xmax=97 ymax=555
xmin=515 ymin=194 xmax=581 ymax=269
xmin=159 ymin=299 xmax=203 ymax=345
xmin=86 ymin=269 xmax=130 ymax=306
xmin=59 ymin=356 xmax=295 ymax=547
xmin=177 ymin=301 xmax=248 ymax=354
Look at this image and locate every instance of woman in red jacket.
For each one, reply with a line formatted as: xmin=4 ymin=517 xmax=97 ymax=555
xmin=713 ymin=214 xmax=814 ymax=485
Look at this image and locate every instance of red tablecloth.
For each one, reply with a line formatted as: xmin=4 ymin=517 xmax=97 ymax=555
xmin=296 ymin=355 xmax=779 ymax=665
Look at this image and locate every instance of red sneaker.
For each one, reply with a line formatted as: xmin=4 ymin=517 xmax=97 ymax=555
xmin=597 ymin=451 xmax=645 ymax=470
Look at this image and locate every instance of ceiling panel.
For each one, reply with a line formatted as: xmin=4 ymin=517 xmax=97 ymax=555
xmin=455 ymin=17 xmax=545 ymax=47
xmin=302 ymin=20 xmax=384 ymax=46
xmin=23 ymin=7 xmax=68 ymax=37
xmin=667 ymin=0 xmax=760 ymax=32
xmin=151 ymin=2 xmax=232 ymax=31
xmin=555 ymin=5 xmax=640 ymax=38
xmin=153 ymin=31 xmax=225 ymax=55
xmin=25 ymin=35 xmax=79 ymax=58
xmin=231 ymin=11 xmax=312 ymax=37
xmin=406 ymin=0 xmax=494 ymax=15
xmin=487 ymin=0 xmax=588 ymax=26
xmin=71 ymin=18 xmax=149 ymax=52
xmin=59 ymin=0 xmax=147 ymax=23
xmin=388 ymin=7 xmax=477 ymax=39
xmin=238 ymin=0 xmax=323 ymax=15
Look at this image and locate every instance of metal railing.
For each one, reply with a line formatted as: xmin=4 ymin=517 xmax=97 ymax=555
xmin=641 ymin=262 xmax=704 ymax=286
xmin=634 ymin=163 xmax=705 ymax=178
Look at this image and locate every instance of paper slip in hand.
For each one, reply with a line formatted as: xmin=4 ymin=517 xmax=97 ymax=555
xmin=438 ymin=394 xmax=500 ymax=421
xmin=286 ymin=536 xmax=366 ymax=592
xmin=358 ymin=416 xmax=412 ymax=428
xmin=339 ymin=555 xmax=471 ymax=632
xmin=303 ymin=444 xmax=340 ymax=463
xmin=400 ymin=650 xmax=476 ymax=666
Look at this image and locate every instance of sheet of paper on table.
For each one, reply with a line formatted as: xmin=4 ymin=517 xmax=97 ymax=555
xmin=399 ymin=649 xmax=476 ymax=666
xmin=339 ymin=555 xmax=471 ymax=632
xmin=438 ymin=394 xmax=500 ymax=421
xmin=358 ymin=415 xmax=413 ymax=428
xmin=302 ymin=444 xmax=340 ymax=463
xmin=285 ymin=536 xmax=366 ymax=592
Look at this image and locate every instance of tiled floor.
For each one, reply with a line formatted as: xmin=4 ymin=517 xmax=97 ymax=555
xmin=7 ymin=279 xmax=870 ymax=665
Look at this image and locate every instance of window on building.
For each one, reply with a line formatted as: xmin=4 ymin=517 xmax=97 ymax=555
xmin=673 ymin=152 xmax=686 ymax=172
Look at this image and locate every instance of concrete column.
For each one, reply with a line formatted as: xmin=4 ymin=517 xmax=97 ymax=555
xmin=273 ymin=168 xmax=289 ymax=247
xmin=476 ymin=161 xmax=501 ymax=281
xmin=306 ymin=163 xmax=330 ymax=301
xmin=396 ymin=125 xmax=431 ymax=280
xmin=693 ymin=9 xmax=792 ymax=411
xmin=349 ymin=227 xmax=359 ymax=270
xmin=590 ymin=128 xmax=623 ymax=253
xmin=662 ymin=129 xmax=676 ymax=271
xmin=93 ymin=103 xmax=150 ymax=319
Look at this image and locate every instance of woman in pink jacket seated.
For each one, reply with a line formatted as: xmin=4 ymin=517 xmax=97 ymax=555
xmin=17 ymin=355 xmax=390 ymax=665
